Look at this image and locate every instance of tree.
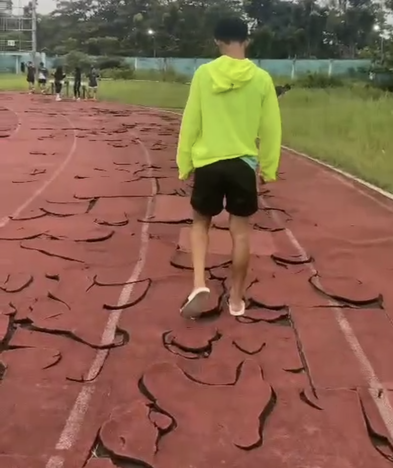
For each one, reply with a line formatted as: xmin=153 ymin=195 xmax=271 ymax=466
xmin=34 ymin=0 xmax=389 ymax=59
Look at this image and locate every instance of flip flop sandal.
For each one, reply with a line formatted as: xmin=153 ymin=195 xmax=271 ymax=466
xmin=228 ymin=300 xmax=246 ymax=317
xmin=180 ymin=287 xmax=210 ymax=319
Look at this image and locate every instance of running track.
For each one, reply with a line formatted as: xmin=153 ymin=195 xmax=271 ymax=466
xmin=0 ymin=93 xmax=393 ymax=468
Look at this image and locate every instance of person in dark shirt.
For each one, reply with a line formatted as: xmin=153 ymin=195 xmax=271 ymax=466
xmin=26 ymin=61 xmax=35 ymax=94
xmin=38 ymin=62 xmax=49 ymax=94
xmin=53 ymin=66 xmax=66 ymax=101
xmin=73 ymin=67 xmax=82 ymax=101
xmin=87 ymin=66 xmax=100 ymax=100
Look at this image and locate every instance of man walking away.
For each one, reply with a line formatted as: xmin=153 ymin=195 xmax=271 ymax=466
xmin=53 ymin=66 xmax=66 ymax=101
xmin=88 ymin=66 xmax=99 ymax=100
xmin=177 ymin=17 xmax=282 ymax=319
xmin=38 ymin=62 xmax=49 ymax=94
xmin=26 ymin=61 xmax=35 ymax=94
xmin=73 ymin=66 xmax=82 ymax=101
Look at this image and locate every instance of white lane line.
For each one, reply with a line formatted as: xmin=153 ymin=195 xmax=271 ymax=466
xmin=45 ymin=137 xmax=157 ymax=468
xmin=0 ymin=111 xmax=77 ymax=228
xmin=259 ymin=196 xmax=393 ymax=439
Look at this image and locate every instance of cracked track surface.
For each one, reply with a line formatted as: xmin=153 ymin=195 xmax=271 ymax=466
xmin=1 ymin=94 xmax=393 ymax=468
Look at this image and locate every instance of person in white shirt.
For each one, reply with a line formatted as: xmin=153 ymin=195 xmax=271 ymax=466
xmin=38 ymin=62 xmax=49 ymax=94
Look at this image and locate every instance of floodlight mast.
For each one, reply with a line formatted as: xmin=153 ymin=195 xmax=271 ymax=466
xmin=31 ymin=0 xmax=37 ymax=72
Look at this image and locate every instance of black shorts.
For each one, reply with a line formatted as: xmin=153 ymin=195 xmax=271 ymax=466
xmin=27 ymin=78 xmax=34 ymax=84
xmin=38 ymin=79 xmax=47 ymax=85
xmin=191 ymin=158 xmax=259 ymax=218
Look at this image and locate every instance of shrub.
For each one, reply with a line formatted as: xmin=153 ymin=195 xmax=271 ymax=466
xmin=160 ymin=65 xmax=189 ymax=84
xmin=96 ymin=56 xmax=125 ymax=70
xmin=64 ymin=51 xmax=92 ymax=72
xmin=296 ymin=72 xmax=344 ymax=89
xmin=104 ymin=65 xmax=190 ymax=83
xmin=134 ymin=69 xmax=162 ymax=81
xmin=100 ymin=66 xmax=135 ymax=80
xmin=51 ymin=57 xmax=63 ymax=69
xmin=369 ymin=67 xmax=393 ymax=92
xmin=133 ymin=65 xmax=189 ymax=84
xmin=348 ymin=81 xmax=388 ymax=100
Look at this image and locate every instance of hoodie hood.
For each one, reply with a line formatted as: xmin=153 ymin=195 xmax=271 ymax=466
xmin=208 ymin=55 xmax=257 ymax=94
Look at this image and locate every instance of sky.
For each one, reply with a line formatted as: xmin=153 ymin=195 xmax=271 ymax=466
xmin=38 ymin=0 xmax=55 ymax=14
xmin=12 ymin=0 xmax=56 ymax=14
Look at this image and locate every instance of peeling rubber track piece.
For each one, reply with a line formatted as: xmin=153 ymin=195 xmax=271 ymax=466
xmin=0 ymin=274 xmax=33 ymax=293
xmin=1 ymin=347 xmax=62 ymax=375
xmin=85 ymin=459 xmax=117 ymax=468
xmin=10 ymin=209 xmax=47 ymax=221
xmin=170 ymin=249 xmax=231 ymax=271
xmin=74 ymin=179 xmax=152 ymax=199
xmin=138 ymin=359 xmax=274 ymax=455
xmin=163 ymin=327 xmax=221 ymax=360
xmin=103 ymin=278 xmax=152 ymax=310
xmin=95 ymin=215 xmax=129 ymax=227
xmin=99 ymin=400 xmax=160 ymax=466
xmin=271 ymin=252 xmax=313 ymax=266
xmin=309 ymin=273 xmax=383 ymax=308
xmin=358 ymin=388 xmax=393 ymax=462
xmin=17 ymin=318 xmax=126 ymax=350
xmin=20 ymin=242 xmax=85 ymax=264
xmin=299 ymin=388 xmax=323 ymax=410
xmin=0 ymin=314 xmax=10 ymax=346
xmin=143 ymin=195 xmax=191 ymax=224
xmin=237 ymin=307 xmax=290 ymax=324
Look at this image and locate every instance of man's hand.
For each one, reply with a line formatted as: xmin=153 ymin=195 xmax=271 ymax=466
xmin=179 ymin=171 xmax=193 ymax=181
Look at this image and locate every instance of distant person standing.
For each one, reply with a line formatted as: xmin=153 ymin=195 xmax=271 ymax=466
xmin=53 ymin=66 xmax=66 ymax=102
xmin=26 ymin=61 xmax=35 ymax=94
xmin=21 ymin=61 xmax=25 ymax=74
xmin=87 ymin=66 xmax=99 ymax=100
xmin=73 ymin=66 xmax=82 ymax=101
xmin=38 ymin=62 xmax=49 ymax=94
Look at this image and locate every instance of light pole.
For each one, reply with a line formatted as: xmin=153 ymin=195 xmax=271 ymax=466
xmin=373 ymin=24 xmax=384 ymax=62
xmin=31 ymin=0 xmax=38 ymax=74
xmin=147 ymin=28 xmax=156 ymax=58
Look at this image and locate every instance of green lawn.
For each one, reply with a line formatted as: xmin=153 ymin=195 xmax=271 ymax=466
xmin=1 ymin=73 xmax=392 ymax=193
xmin=280 ymin=88 xmax=393 ymax=192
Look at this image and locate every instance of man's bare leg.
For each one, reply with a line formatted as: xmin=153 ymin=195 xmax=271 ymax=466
xmin=180 ymin=210 xmax=211 ymax=318
xmin=228 ymin=214 xmax=250 ymax=315
xmin=191 ymin=210 xmax=211 ymax=289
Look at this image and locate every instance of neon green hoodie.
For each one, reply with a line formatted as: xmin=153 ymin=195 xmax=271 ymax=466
xmin=176 ymin=55 xmax=282 ymax=181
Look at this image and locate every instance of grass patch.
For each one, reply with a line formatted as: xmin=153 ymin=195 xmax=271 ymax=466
xmin=279 ymin=88 xmax=393 ymax=192
xmin=0 ymin=74 xmax=27 ymax=91
xmin=99 ymin=79 xmax=189 ymax=108
xmin=1 ymin=73 xmax=392 ymax=193
xmin=0 ymin=74 xmax=189 ymax=109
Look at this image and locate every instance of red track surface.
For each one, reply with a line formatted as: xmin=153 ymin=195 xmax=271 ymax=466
xmin=1 ymin=93 xmax=393 ymax=468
